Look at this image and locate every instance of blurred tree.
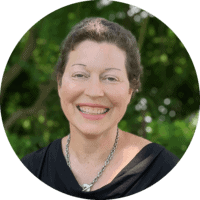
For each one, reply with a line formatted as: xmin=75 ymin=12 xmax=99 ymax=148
xmin=1 ymin=0 xmax=199 ymax=159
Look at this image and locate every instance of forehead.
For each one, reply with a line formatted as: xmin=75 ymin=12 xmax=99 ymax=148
xmin=67 ymin=40 xmax=126 ymax=70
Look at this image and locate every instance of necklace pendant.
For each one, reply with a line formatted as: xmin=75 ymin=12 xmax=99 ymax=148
xmin=82 ymin=184 xmax=92 ymax=192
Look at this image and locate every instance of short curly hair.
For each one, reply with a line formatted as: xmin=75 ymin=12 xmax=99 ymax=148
xmin=56 ymin=17 xmax=142 ymax=96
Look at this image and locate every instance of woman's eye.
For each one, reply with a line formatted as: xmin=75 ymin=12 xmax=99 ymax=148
xmin=73 ymin=74 xmax=87 ymax=78
xmin=104 ymin=77 xmax=118 ymax=82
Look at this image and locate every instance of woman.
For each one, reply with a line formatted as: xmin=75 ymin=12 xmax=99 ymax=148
xmin=21 ymin=17 xmax=179 ymax=199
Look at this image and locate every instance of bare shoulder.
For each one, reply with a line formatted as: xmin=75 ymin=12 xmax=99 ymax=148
xmin=119 ymin=130 xmax=152 ymax=153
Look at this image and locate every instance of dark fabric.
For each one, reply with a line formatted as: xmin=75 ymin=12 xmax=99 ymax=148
xmin=21 ymin=138 xmax=179 ymax=199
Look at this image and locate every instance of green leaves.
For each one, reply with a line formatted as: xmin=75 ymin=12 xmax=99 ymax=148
xmin=1 ymin=1 xmax=199 ymax=160
xmin=145 ymin=117 xmax=196 ymax=159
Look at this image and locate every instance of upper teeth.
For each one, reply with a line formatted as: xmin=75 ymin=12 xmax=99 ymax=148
xmin=78 ymin=106 xmax=109 ymax=115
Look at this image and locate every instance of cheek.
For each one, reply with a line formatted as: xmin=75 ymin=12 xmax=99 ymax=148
xmin=107 ymin=85 xmax=131 ymax=107
xmin=59 ymin=80 xmax=83 ymax=105
xmin=107 ymin=88 xmax=130 ymax=122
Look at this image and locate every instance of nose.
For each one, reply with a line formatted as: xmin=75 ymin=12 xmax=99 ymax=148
xmin=84 ymin=76 xmax=104 ymax=97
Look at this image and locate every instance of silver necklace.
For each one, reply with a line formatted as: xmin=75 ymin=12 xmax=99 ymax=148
xmin=65 ymin=128 xmax=119 ymax=192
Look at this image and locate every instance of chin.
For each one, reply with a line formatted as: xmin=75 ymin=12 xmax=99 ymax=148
xmin=70 ymin=122 xmax=112 ymax=138
xmin=81 ymin=125 xmax=104 ymax=135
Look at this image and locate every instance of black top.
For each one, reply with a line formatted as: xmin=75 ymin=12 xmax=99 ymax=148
xmin=21 ymin=138 xmax=179 ymax=199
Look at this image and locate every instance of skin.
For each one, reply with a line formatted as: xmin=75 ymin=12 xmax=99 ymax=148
xmin=58 ymin=40 xmax=151 ymax=191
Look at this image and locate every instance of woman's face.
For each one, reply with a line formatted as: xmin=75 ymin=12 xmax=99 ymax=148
xmin=58 ymin=40 xmax=133 ymax=135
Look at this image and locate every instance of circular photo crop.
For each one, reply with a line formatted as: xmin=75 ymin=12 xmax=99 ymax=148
xmin=1 ymin=0 xmax=199 ymax=199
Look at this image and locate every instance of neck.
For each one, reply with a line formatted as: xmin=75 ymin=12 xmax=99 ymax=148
xmin=68 ymin=125 xmax=119 ymax=164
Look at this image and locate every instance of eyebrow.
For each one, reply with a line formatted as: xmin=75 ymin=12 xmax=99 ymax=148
xmin=71 ymin=64 xmax=86 ymax=67
xmin=71 ymin=64 xmax=121 ymax=71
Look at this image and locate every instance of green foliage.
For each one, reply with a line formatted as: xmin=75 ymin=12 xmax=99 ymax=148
xmin=1 ymin=1 xmax=199 ymax=160
xmin=145 ymin=117 xmax=196 ymax=159
xmin=8 ymin=112 xmax=197 ymax=159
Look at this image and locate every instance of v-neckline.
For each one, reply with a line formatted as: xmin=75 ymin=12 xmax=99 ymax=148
xmin=58 ymin=138 xmax=159 ymax=193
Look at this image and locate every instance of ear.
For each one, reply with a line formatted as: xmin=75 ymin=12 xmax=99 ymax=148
xmin=129 ymin=88 xmax=134 ymax=95
xmin=57 ymin=76 xmax=62 ymax=98
xmin=127 ymin=88 xmax=134 ymax=104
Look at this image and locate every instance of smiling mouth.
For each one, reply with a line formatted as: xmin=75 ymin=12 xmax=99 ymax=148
xmin=77 ymin=105 xmax=110 ymax=115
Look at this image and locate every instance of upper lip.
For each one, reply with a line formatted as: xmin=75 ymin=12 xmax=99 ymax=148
xmin=77 ymin=103 xmax=110 ymax=109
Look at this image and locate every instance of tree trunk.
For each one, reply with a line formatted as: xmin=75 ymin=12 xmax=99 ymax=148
xmin=1 ymin=28 xmax=36 ymax=102
xmin=4 ymin=80 xmax=56 ymax=131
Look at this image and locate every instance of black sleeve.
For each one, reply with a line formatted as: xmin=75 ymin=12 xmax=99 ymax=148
xmin=149 ymin=148 xmax=179 ymax=186
xmin=21 ymin=147 xmax=47 ymax=177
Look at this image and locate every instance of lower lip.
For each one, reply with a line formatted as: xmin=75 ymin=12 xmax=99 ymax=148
xmin=79 ymin=110 xmax=108 ymax=120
